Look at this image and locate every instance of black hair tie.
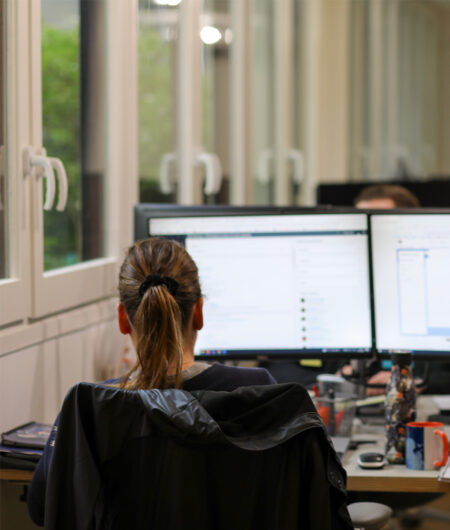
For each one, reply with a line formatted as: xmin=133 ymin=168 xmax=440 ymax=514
xmin=138 ymin=274 xmax=178 ymax=298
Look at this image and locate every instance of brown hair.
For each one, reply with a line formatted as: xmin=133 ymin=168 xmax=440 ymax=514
xmin=118 ymin=237 xmax=202 ymax=390
xmin=354 ymin=184 xmax=420 ymax=208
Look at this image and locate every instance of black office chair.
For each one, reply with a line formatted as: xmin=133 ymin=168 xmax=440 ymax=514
xmin=37 ymin=382 xmax=394 ymax=529
xmin=39 ymin=382 xmax=361 ymax=529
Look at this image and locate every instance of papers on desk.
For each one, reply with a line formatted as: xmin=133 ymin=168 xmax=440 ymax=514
xmin=1 ymin=421 xmax=51 ymax=449
xmin=0 ymin=422 xmax=50 ymax=471
xmin=438 ymin=460 xmax=450 ymax=483
xmin=432 ymin=395 xmax=450 ymax=412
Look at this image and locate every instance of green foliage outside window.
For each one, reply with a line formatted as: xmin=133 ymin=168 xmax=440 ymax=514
xmin=138 ymin=26 xmax=174 ymax=201
xmin=41 ymin=21 xmax=183 ymax=265
xmin=42 ymin=25 xmax=81 ymax=271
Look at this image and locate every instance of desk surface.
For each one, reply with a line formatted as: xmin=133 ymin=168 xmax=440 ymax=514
xmin=0 ymin=469 xmax=34 ymax=482
xmin=343 ymin=434 xmax=450 ymax=492
xmin=1 ymin=398 xmax=449 ymax=493
xmin=344 ymin=395 xmax=450 ymax=493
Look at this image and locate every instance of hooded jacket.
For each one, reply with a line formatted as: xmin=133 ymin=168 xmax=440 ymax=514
xmin=43 ymin=382 xmax=352 ymax=530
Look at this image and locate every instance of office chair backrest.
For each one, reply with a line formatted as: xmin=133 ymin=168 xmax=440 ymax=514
xmin=44 ymin=382 xmax=353 ymax=530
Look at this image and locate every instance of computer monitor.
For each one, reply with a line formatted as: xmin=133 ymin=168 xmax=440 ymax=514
xmin=371 ymin=210 xmax=450 ymax=359
xmin=142 ymin=206 xmax=373 ymax=360
xmin=134 ymin=203 xmax=289 ymax=241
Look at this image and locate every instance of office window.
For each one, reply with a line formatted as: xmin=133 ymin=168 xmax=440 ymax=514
xmin=349 ymin=0 xmax=450 ymax=181
xmin=200 ymin=0 xmax=230 ymax=204
xmin=138 ymin=0 xmax=177 ymax=203
xmin=42 ymin=0 xmax=105 ymax=271
xmin=0 ymin=0 xmax=135 ymax=324
xmin=251 ymin=0 xmax=300 ymax=206
xmin=136 ymin=0 xmax=308 ymax=207
xmin=251 ymin=0 xmax=275 ymax=205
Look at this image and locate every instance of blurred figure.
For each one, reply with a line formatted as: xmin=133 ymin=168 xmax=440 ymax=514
xmin=354 ymin=184 xmax=420 ymax=209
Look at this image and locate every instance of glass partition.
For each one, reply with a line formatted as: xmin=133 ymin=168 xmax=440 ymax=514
xmin=349 ymin=0 xmax=450 ymax=182
xmin=138 ymin=0 xmax=178 ymax=203
xmin=200 ymin=0 xmax=231 ymax=204
xmin=251 ymin=0 xmax=275 ymax=205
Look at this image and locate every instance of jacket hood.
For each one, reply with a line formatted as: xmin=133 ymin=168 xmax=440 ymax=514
xmin=73 ymin=382 xmax=324 ymax=453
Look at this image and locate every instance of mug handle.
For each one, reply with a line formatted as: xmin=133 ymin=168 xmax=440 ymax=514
xmin=434 ymin=430 xmax=449 ymax=468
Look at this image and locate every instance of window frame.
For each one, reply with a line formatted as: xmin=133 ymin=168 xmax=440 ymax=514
xmin=0 ymin=0 xmax=31 ymax=326
xmin=0 ymin=0 xmax=137 ymax=324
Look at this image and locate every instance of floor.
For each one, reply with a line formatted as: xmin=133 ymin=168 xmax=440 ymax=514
xmin=394 ymin=492 xmax=450 ymax=529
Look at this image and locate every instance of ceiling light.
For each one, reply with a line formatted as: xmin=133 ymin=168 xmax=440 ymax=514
xmin=200 ymin=26 xmax=222 ymax=45
xmin=154 ymin=0 xmax=182 ymax=6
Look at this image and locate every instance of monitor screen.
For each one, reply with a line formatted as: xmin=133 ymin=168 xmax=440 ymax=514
xmin=148 ymin=210 xmax=373 ymax=359
xmin=371 ymin=212 xmax=450 ymax=358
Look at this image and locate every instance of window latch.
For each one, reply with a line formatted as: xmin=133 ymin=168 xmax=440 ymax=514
xmin=22 ymin=146 xmax=56 ymax=211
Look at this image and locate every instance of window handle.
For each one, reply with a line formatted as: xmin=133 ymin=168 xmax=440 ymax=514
xmin=159 ymin=152 xmax=177 ymax=194
xmin=287 ymin=149 xmax=304 ymax=185
xmin=48 ymin=157 xmax=68 ymax=211
xmin=195 ymin=152 xmax=222 ymax=195
xmin=23 ymin=146 xmax=55 ymax=210
xmin=256 ymin=149 xmax=273 ymax=184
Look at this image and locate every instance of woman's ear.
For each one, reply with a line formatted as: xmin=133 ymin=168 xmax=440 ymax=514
xmin=117 ymin=303 xmax=132 ymax=335
xmin=192 ymin=297 xmax=204 ymax=331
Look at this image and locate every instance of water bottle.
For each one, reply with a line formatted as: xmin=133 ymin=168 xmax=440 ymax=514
xmin=385 ymin=352 xmax=416 ymax=464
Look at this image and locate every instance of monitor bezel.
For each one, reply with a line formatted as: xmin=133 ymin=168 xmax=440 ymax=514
xmin=369 ymin=208 xmax=450 ymax=361
xmin=135 ymin=204 xmax=375 ymax=361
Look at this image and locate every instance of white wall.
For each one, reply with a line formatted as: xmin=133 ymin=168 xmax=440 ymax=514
xmin=0 ymin=299 xmax=123 ymax=433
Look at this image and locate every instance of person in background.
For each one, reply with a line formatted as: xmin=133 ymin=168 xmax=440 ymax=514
xmin=353 ymin=183 xmax=420 ymax=209
xmin=28 ymin=237 xmax=276 ymax=527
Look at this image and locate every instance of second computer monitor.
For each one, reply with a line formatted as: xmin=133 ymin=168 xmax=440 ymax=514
xmin=147 ymin=209 xmax=373 ymax=359
xmin=371 ymin=211 xmax=450 ymax=359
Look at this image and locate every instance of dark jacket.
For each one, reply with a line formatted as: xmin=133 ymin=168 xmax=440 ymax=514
xmin=28 ymin=363 xmax=277 ymax=527
xmin=43 ymin=382 xmax=352 ymax=530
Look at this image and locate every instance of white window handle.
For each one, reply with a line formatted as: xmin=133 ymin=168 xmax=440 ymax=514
xmin=195 ymin=152 xmax=222 ymax=195
xmin=23 ymin=146 xmax=56 ymax=210
xmin=159 ymin=152 xmax=177 ymax=194
xmin=256 ymin=149 xmax=274 ymax=184
xmin=48 ymin=157 xmax=68 ymax=211
xmin=287 ymin=149 xmax=304 ymax=185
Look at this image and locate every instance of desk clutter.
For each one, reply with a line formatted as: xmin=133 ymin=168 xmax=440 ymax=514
xmin=0 ymin=422 xmax=50 ymax=471
xmin=312 ymin=364 xmax=450 ymax=482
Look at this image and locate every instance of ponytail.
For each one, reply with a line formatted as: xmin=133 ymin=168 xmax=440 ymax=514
xmin=123 ymin=285 xmax=183 ymax=389
xmin=118 ymin=238 xmax=202 ymax=390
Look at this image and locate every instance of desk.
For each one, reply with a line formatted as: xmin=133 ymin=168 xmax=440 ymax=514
xmin=0 ymin=469 xmax=33 ymax=482
xmin=344 ymin=395 xmax=450 ymax=493
xmin=344 ymin=434 xmax=450 ymax=492
xmin=0 ymin=398 xmax=448 ymax=494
